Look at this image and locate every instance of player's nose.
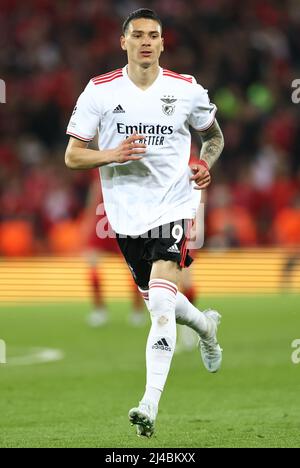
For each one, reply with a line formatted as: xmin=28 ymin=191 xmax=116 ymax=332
xmin=141 ymin=38 xmax=151 ymax=46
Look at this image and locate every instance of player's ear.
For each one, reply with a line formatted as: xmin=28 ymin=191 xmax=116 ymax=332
xmin=161 ymin=37 xmax=164 ymax=53
xmin=120 ymin=36 xmax=127 ymax=51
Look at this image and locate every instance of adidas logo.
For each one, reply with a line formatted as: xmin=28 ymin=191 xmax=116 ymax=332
xmin=113 ymin=104 xmax=125 ymax=113
xmin=167 ymin=243 xmax=180 ymax=254
xmin=152 ymin=338 xmax=171 ymax=352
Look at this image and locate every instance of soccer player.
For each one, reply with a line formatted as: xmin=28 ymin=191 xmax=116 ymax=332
xmin=65 ymin=9 xmax=224 ymax=438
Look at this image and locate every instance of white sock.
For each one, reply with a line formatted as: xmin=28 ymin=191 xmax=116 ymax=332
xmin=175 ymin=291 xmax=208 ymax=336
xmin=141 ymin=386 xmax=162 ymax=408
xmin=141 ymin=279 xmax=177 ymax=407
xmin=139 ymin=287 xmax=208 ymax=337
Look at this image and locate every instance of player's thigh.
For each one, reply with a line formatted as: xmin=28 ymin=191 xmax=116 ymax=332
xmin=116 ymin=236 xmax=151 ymax=289
xmin=150 ymin=260 xmax=181 ymax=286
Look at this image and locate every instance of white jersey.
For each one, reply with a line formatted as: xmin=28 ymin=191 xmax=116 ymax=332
xmin=66 ymin=66 xmax=216 ymax=235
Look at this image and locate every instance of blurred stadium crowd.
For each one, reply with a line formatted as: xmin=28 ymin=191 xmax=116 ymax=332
xmin=0 ymin=0 xmax=300 ymax=256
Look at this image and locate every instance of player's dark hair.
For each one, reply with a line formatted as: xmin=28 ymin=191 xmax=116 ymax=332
xmin=122 ymin=8 xmax=162 ymax=35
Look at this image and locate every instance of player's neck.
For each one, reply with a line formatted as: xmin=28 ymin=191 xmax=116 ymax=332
xmin=126 ymin=63 xmax=160 ymax=91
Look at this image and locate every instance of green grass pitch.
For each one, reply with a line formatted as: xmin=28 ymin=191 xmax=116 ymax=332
xmin=0 ymin=294 xmax=299 ymax=448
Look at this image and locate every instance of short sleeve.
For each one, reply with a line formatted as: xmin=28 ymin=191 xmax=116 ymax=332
xmin=66 ymin=81 xmax=100 ymax=142
xmin=188 ymin=83 xmax=217 ymax=132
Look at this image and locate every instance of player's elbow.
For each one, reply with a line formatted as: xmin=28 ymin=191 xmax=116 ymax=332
xmin=65 ymin=150 xmax=77 ymax=169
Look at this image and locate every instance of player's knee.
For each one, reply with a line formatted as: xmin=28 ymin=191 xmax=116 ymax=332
xmin=149 ymin=298 xmax=175 ymax=327
xmin=149 ymin=293 xmax=172 ymax=316
xmin=148 ymin=279 xmax=177 ymax=326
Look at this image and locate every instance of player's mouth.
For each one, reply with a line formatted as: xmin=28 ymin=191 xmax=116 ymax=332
xmin=140 ymin=51 xmax=152 ymax=57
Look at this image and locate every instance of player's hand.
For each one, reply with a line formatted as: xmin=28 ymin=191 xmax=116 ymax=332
xmin=112 ymin=133 xmax=147 ymax=163
xmin=190 ymin=161 xmax=211 ymax=190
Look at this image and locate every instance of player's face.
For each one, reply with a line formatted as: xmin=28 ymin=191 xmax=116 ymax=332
xmin=121 ymin=18 xmax=164 ymax=68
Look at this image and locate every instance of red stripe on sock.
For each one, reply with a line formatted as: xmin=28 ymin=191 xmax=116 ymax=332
xmin=149 ymin=280 xmax=178 ymax=295
xmin=149 ymin=284 xmax=177 ymax=296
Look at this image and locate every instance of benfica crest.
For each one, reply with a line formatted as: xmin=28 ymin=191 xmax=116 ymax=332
xmin=161 ymin=96 xmax=177 ymax=116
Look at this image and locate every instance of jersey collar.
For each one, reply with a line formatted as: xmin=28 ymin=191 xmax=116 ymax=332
xmin=122 ymin=65 xmax=162 ymax=92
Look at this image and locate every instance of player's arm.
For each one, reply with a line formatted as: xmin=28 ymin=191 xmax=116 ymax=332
xmin=65 ymin=134 xmax=147 ymax=170
xmin=199 ymin=119 xmax=224 ymax=169
xmin=190 ymin=120 xmax=224 ymax=190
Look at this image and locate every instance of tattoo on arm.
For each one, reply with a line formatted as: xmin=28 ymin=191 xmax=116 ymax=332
xmin=199 ymin=120 xmax=224 ymax=169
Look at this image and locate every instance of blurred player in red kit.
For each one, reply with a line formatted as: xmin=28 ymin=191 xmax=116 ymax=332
xmin=82 ymin=169 xmax=146 ymax=327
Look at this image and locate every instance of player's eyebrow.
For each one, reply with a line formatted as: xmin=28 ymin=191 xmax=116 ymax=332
xmin=131 ymin=30 xmax=160 ymax=34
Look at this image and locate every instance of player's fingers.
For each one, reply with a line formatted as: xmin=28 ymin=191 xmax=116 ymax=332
xmin=190 ymin=170 xmax=208 ymax=181
xmin=194 ymin=180 xmax=211 ymax=190
xmin=195 ymin=179 xmax=211 ymax=188
xmin=127 ymin=148 xmax=147 ymax=155
xmin=124 ymin=143 xmax=147 ymax=152
xmin=193 ymin=173 xmax=211 ymax=186
xmin=194 ymin=171 xmax=210 ymax=180
xmin=191 ymin=175 xmax=210 ymax=185
xmin=127 ymin=143 xmax=147 ymax=149
xmin=195 ymin=174 xmax=210 ymax=183
xmin=126 ymin=134 xmax=145 ymax=143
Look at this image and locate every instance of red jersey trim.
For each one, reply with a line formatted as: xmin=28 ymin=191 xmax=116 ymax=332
xmin=66 ymin=131 xmax=92 ymax=142
xmin=92 ymin=69 xmax=123 ymax=85
xmin=92 ymin=73 xmax=123 ymax=86
xmin=163 ymin=69 xmax=193 ymax=84
xmin=92 ymin=69 xmax=122 ymax=82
